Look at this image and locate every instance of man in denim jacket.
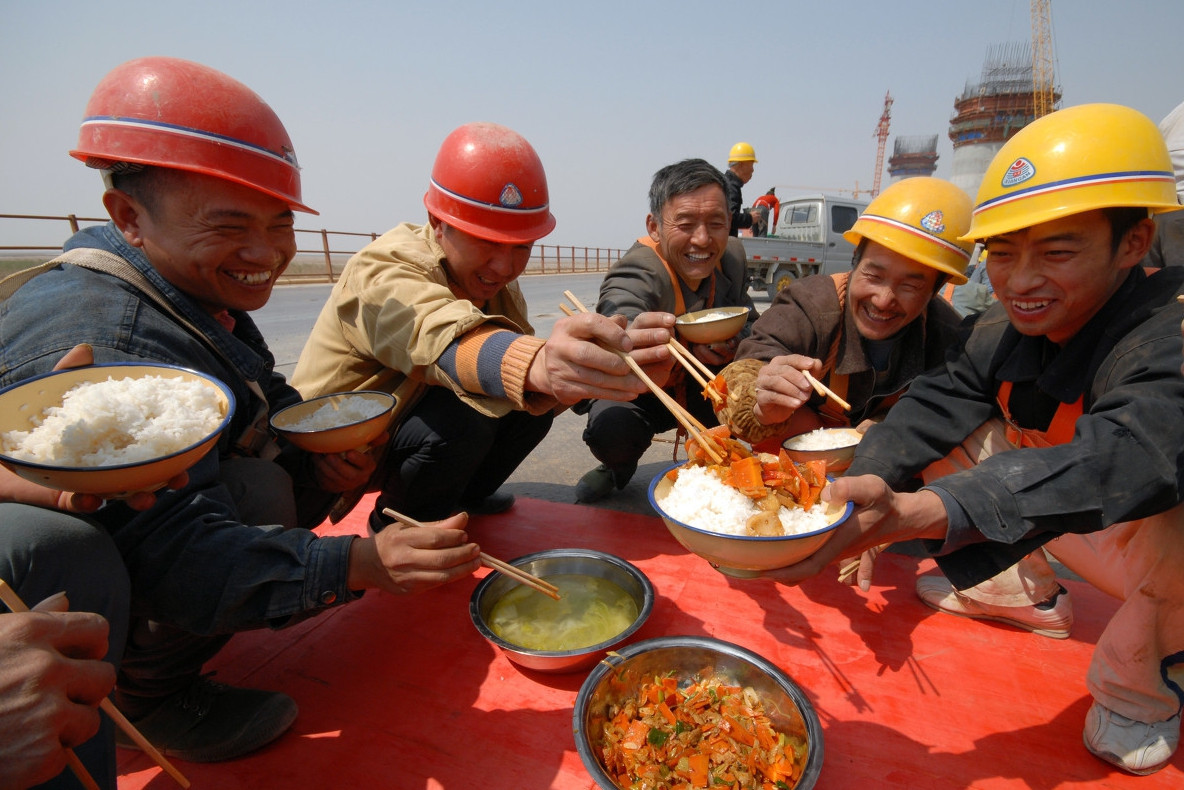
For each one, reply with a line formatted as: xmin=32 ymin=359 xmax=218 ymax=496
xmin=0 ymin=57 xmax=485 ymax=779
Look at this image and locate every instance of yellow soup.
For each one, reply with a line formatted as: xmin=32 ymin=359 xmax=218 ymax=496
xmin=489 ymin=574 xmax=639 ymax=652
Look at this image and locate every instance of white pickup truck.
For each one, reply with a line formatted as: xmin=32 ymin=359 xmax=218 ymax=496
xmin=741 ymin=194 xmax=868 ymax=299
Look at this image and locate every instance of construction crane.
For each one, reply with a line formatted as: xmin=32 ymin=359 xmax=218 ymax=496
xmin=872 ymin=91 xmax=893 ymax=198
xmin=1031 ymin=0 xmax=1055 ymax=118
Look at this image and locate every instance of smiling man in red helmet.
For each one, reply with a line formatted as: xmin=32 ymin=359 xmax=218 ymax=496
xmin=292 ymin=122 xmax=674 ymax=531
xmin=764 ymin=104 xmax=1184 ymax=775
xmin=0 ymin=58 xmax=512 ymax=780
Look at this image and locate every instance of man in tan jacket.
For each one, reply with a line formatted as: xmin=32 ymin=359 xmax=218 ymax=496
xmin=293 ymin=122 xmax=673 ymax=528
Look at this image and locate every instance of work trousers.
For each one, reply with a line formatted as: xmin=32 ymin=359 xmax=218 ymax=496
xmin=924 ymin=418 xmax=1184 ymax=724
xmin=115 ymin=457 xmax=299 ymax=717
xmin=0 ymin=503 xmax=130 ymax=790
xmin=582 ymin=384 xmax=719 ymax=485
xmin=373 ymin=386 xmax=554 ymax=523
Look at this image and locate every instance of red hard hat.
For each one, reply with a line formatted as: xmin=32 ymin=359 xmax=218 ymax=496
xmin=70 ymin=56 xmax=316 ymax=214
xmin=423 ymin=122 xmax=556 ymax=244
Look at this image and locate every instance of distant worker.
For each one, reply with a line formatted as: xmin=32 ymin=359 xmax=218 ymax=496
xmin=575 ymin=159 xmax=757 ymax=503
xmin=716 ymin=177 xmax=973 ymax=452
xmin=752 ymin=187 xmax=781 ymax=236
xmin=725 ymin=142 xmax=760 ymax=236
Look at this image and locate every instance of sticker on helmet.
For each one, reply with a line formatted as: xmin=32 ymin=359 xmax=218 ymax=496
xmin=920 ymin=210 xmax=946 ymax=235
xmin=1001 ymin=158 xmax=1036 ymax=188
xmin=499 ymin=183 xmax=524 ymax=208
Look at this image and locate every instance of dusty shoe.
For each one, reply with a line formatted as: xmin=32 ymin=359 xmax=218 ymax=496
xmin=915 ymin=574 xmax=1072 ymax=639
xmin=459 ymin=491 xmax=515 ymax=515
xmin=1083 ymin=701 xmax=1179 ymax=775
xmin=575 ymin=465 xmax=616 ymax=503
xmin=115 ymin=676 xmax=298 ymax=763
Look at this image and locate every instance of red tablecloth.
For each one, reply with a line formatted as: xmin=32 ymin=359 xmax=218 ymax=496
xmin=118 ymin=496 xmax=1182 ymax=788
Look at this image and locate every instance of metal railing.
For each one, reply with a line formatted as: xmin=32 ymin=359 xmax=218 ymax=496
xmin=0 ymin=213 xmax=624 ymax=282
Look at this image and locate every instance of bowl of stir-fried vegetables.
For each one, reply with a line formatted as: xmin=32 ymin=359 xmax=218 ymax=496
xmin=470 ymin=549 xmax=655 ymax=673
xmin=573 ymin=636 xmax=823 ymax=790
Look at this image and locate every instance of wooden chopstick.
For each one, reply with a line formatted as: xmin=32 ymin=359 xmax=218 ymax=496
xmin=837 ymin=558 xmax=861 ymax=584
xmin=0 ymin=580 xmax=190 ymax=789
xmin=667 ymin=340 xmax=712 ymax=388
xmin=668 ymin=337 xmax=716 ymax=382
xmin=561 ymin=291 xmax=726 ymax=464
xmin=379 ymin=508 xmax=561 ymax=600
xmin=803 ymin=370 xmax=851 ymax=412
xmin=477 ymin=554 xmax=562 ymax=600
xmin=64 ymin=751 xmax=101 ymax=790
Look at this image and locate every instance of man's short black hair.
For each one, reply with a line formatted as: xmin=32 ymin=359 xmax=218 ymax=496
xmin=110 ymin=165 xmax=179 ymax=218
xmin=649 ymin=158 xmax=728 ymax=218
xmin=1103 ymin=207 xmax=1152 ymax=255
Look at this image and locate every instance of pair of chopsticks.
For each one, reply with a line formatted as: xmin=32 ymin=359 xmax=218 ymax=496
xmin=380 ymin=508 xmax=560 ymax=600
xmin=665 ymin=337 xmax=725 ymax=406
xmin=0 ymin=580 xmax=190 ymax=789
xmin=560 ymin=291 xmax=727 ymax=465
xmin=803 ymin=370 xmax=851 ymax=412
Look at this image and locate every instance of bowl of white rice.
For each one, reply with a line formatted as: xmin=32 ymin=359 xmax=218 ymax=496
xmin=674 ymin=306 xmax=750 ymax=344
xmin=782 ymin=427 xmax=863 ymax=475
xmin=0 ymin=363 xmax=233 ymax=496
xmin=648 ymin=463 xmax=853 ymax=578
xmin=270 ymin=391 xmax=396 ymax=454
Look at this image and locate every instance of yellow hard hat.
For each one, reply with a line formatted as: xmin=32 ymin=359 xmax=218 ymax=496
xmin=964 ymin=103 xmax=1182 ymax=241
xmin=843 ymin=177 xmax=975 ymax=284
xmin=728 ymin=142 xmax=757 ymax=163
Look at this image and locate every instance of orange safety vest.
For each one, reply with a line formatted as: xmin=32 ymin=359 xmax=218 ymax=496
xmin=635 ymin=236 xmax=717 ymax=317
xmin=995 ymin=380 xmax=1083 ymax=448
xmin=635 ymin=236 xmax=719 ymax=410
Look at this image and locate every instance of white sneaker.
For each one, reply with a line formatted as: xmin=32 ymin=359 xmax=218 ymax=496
xmin=1083 ymin=701 xmax=1179 ymax=775
xmin=915 ymin=574 xmax=1073 ymax=639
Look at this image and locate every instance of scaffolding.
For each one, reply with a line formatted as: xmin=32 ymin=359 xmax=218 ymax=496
xmin=947 ymin=42 xmax=1061 ymax=197
xmin=948 ymin=43 xmax=1037 ymax=149
xmin=887 ymin=135 xmax=939 ymax=180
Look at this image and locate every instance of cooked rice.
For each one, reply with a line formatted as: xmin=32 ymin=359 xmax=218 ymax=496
xmin=0 ymin=375 xmax=224 ymax=467
xmin=682 ymin=310 xmax=737 ymax=324
xmin=784 ymin=427 xmax=860 ymax=451
xmin=656 ymin=465 xmax=830 ymax=537
xmin=285 ymin=396 xmax=388 ymax=432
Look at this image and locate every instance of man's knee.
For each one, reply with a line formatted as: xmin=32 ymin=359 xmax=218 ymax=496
xmin=0 ymin=504 xmax=129 ymax=661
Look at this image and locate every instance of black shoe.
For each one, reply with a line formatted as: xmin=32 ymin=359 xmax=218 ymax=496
xmin=459 ymin=491 xmax=515 ymax=515
xmin=115 ymin=675 xmax=298 ymax=763
xmin=575 ymin=464 xmax=615 ymax=503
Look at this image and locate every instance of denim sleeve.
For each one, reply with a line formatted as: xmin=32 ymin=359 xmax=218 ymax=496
xmin=97 ymin=452 xmax=362 ymax=635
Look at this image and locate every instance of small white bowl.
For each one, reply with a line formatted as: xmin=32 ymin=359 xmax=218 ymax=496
xmin=782 ymin=427 xmax=863 ymax=475
xmin=674 ymin=306 xmax=750 ymax=344
xmin=270 ymin=391 xmax=396 ymax=454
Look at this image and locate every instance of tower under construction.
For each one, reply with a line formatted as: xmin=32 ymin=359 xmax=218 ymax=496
xmin=887 ymin=135 xmax=939 ymax=181
xmin=948 ymin=43 xmax=1059 ymax=199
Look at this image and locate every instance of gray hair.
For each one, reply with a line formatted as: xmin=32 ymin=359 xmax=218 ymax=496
xmin=649 ymin=158 xmax=728 ymax=218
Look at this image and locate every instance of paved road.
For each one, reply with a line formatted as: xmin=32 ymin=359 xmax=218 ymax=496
xmin=255 ymin=275 xmax=772 ymax=516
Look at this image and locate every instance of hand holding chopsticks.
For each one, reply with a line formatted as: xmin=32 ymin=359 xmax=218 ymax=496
xmin=0 ymin=580 xmax=190 ymax=789
xmin=381 ymin=508 xmax=560 ymax=600
xmin=560 ymin=291 xmax=726 ymax=464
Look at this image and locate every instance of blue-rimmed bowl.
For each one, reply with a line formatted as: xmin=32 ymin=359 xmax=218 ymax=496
xmin=0 ymin=362 xmax=233 ymax=496
xmin=270 ymin=390 xmax=395 ymax=454
xmin=648 ymin=463 xmax=853 ymax=578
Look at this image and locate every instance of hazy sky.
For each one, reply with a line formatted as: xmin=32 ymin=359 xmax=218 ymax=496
xmin=3 ymin=0 xmax=1183 ymax=249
